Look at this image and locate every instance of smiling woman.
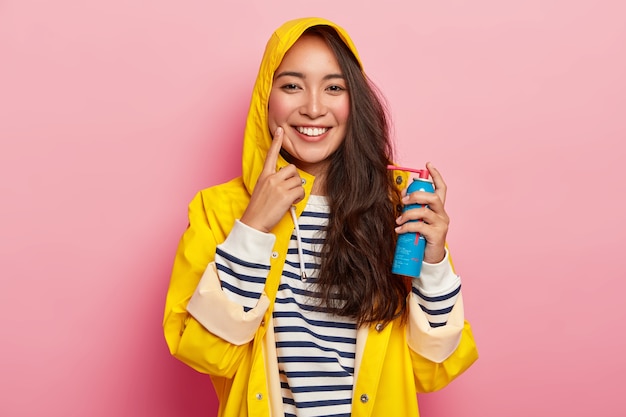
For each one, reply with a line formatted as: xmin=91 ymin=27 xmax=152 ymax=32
xmin=163 ymin=17 xmax=478 ymax=417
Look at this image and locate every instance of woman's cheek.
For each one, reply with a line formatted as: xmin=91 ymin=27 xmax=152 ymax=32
xmin=336 ymin=96 xmax=350 ymax=124
xmin=267 ymin=92 xmax=292 ymax=130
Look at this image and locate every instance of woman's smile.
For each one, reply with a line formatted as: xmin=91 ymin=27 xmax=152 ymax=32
xmin=293 ymin=125 xmax=332 ymax=142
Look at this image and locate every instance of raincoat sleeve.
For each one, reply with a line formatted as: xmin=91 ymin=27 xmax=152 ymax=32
xmin=409 ymin=312 xmax=478 ymax=393
xmin=406 ymin=252 xmax=479 ymax=392
xmin=163 ymin=191 xmax=267 ymax=378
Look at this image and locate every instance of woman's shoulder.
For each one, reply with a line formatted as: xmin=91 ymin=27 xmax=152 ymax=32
xmin=190 ymin=176 xmax=250 ymax=218
xmin=196 ymin=176 xmax=247 ymax=199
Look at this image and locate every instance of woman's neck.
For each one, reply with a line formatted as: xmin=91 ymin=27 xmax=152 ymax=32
xmin=310 ymin=172 xmax=327 ymax=195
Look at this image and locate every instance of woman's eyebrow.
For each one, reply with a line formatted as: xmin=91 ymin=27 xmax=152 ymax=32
xmin=323 ymin=73 xmax=345 ymax=80
xmin=274 ymin=71 xmax=345 ymax=80
xmin=275 ymin=71 xmax=304 ymax=80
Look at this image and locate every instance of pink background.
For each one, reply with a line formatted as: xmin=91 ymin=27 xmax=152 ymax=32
xmin=1 ymin=0 xmax=625 ymax=416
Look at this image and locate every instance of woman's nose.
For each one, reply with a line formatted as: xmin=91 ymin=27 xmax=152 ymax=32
xmin=300 ymin=91 xmax=327 ymax=118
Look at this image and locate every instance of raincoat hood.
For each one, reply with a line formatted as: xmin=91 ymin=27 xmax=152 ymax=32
xmin=241 ymin=17 xmax=363 ymax=194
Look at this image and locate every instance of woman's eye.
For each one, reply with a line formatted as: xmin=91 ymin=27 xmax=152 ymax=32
xmin=327 ymin=85 xmax=346 ymax=93
xmin=281 ymin=84 xmax=299 ymax=91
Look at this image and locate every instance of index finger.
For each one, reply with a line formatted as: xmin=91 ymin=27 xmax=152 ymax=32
xmin=262 ymin=127 xmax=284 ymax=175
xmin=426 ymin=162 xmax=447 ymax=205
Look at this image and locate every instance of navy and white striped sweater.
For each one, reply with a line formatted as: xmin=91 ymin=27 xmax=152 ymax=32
xmin=216 ymin=195 xmax=460 ymax=417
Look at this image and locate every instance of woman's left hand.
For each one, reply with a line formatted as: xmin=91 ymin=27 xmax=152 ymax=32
xmin=395 ymin=162 xmax=449 ymax=264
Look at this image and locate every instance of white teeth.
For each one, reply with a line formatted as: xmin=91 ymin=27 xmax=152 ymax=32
xmin=297 ymin=126 xmax=328 ymax=136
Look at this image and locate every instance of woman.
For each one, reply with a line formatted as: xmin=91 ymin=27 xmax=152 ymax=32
xmin=163 ymin=17 xmax=478 ymax=417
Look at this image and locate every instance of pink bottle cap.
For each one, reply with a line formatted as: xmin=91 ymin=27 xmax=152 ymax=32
xmin=387 ymin=165 xmax=430 ymax=179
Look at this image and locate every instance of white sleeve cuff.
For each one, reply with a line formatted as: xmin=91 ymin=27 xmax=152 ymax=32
xmin=186 ymin=262 xmax=270 ymax=345
xmin=218 ymin=219 xmax=277 ymax=264
xmin=406 ymin=292 xmax=465 ymax=363
xmin=416 ymin=249 xmax=461 ymax=296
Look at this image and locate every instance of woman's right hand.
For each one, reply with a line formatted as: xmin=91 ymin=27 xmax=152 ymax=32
xmin=240 ymin=127 xmax=305 ymax=233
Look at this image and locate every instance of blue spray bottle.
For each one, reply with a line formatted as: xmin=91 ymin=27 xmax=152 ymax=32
xmin=389 ymin=167 xmax=434 ymax=278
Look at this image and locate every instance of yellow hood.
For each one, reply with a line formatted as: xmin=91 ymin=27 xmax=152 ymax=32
xmin=241 ymin=17 xmax=363 ymax=194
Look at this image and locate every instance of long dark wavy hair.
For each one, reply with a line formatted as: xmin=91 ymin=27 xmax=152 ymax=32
xmin=303 ymin=26 xmax=411 ymax=326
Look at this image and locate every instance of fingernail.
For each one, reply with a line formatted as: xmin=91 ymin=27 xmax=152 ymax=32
xmin=402 ymin=196 xmax=409 ymax=203
xmin=395 ymin=226 xmax=401 ymax=233
xmin=275 ymin=127 xmax=283 ymax=135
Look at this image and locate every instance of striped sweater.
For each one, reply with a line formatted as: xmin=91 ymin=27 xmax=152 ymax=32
xmin=216 ymin=195 xmax=461 ymax=417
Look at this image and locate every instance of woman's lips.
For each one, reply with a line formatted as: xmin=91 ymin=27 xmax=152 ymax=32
xmin=295 ymin=126 xmax=329 ymax=137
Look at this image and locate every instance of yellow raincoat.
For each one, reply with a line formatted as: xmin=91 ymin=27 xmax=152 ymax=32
xmin=163 ymin=17 xmax=478 ymax=417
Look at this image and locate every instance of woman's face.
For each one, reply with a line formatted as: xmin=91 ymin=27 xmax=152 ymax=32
xmin=268 ymin=34 xmax=350 ymax=177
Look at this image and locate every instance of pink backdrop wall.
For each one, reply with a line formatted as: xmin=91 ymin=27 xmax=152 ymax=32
xmin=1 ymin=0 xmax=625 ymax=416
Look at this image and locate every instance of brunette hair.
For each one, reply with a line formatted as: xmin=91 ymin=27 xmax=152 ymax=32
xmin=304 ymin=26 xmax=410 ymax=326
